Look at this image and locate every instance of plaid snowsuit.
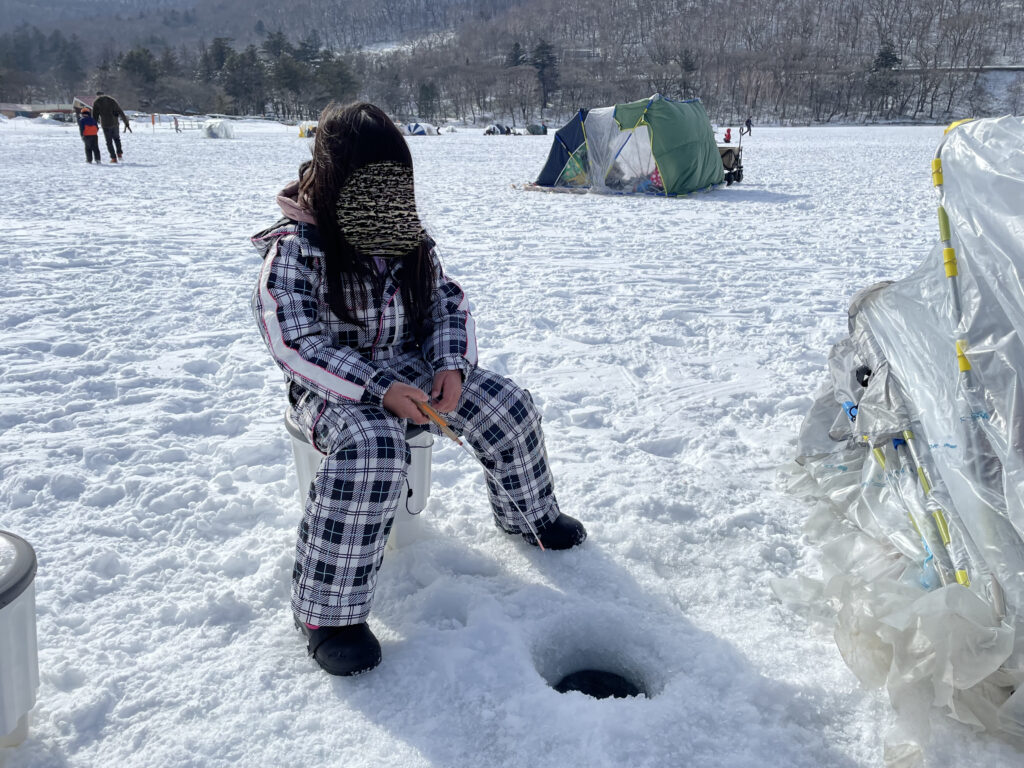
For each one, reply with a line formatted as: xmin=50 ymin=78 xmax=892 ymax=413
xmin=252 ymin=219 xmax=561 ymax=625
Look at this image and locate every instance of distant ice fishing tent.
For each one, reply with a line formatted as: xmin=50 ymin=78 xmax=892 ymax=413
xmin=534 ymin=94 xmax=724 ymax=195
xmin=202 ymin=119 xmax=234 ymax=139
xmin=784 ymin=116 xmax=1024 ymax=746
xmin=402 ymin=122 xmax=436 ymax=136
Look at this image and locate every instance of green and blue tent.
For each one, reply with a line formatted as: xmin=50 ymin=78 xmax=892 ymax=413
xmin=535 ymin=94 xmax=724 ymax=195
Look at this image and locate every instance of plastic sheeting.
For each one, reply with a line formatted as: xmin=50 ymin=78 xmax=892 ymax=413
xmin=583 ymin=106 xmax=660 ymax=193
xmin=782 ymin=116 xmax=1024 ymax=759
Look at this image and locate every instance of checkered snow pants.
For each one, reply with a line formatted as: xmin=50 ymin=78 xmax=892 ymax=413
xmin=290 ymin=357 xmax=560 ymax=626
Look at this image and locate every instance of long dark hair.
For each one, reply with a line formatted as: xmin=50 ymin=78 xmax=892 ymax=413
xmin=298 ymin=101 xmax=436 ymax=338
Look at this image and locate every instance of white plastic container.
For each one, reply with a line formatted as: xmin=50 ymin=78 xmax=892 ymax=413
xmin=0 ymin=531 xmax=38 ymax=748
xmin=393 ymin=428 xmax=433 ymax=549
xmin=283 ymin=410 xmax=433 ymax=549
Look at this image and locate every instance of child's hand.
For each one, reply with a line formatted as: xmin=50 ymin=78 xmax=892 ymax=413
xmin=382 ymin=382 xmax=429 ymax=424
xmin=430 ymin=370 xmax=462 ymax=412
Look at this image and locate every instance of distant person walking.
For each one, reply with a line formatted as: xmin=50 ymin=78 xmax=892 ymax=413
xmin=77 ymin=106 xmax=101 ymax=164
xmin=91 ymin=91 xmax=131 ymax=163
xmin=174 ymin=116 xmax=181 ymax=133
xmin=741 ymin=116 xmax=753 ymax=136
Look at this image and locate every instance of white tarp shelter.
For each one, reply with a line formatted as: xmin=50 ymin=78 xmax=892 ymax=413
xmin=784 ymin=116 xmax=1024 ymax=759
xmin=202 ymin=119 xmax=235 ymax=139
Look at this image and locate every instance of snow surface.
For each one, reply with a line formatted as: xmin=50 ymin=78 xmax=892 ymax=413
xmin=1 ymin=118 xmax=1022 ymax=768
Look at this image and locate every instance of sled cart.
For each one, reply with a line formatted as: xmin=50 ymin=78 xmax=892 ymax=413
xmin=718 ymin=143 xmax=743 ymax=185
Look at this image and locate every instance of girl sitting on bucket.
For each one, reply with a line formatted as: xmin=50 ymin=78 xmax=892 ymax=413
xmin=251 ymin=102 xmax=586 ymax=676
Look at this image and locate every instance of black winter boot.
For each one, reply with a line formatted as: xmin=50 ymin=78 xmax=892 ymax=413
xmin=296 ymin=619 xmax=382 ymax=676
xmin=523 ymin=513 xmax=587 ymax=550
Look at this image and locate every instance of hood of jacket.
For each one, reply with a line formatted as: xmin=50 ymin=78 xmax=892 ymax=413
xmin=275 ymin=179 xmax=317 ymax=226
xmin=251 ymin=180 xmax=317 ymax=259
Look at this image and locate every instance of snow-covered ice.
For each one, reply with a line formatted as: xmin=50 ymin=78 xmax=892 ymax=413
xmin=1 ymin=118 xmax=1022 ymax=767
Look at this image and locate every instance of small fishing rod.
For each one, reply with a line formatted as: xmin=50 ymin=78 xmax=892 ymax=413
xmin=415 ymin=400 xmax=545 ymax=550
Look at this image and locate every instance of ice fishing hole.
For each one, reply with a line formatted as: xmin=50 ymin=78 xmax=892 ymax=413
xmin=533 ymin=613 xmax=656 ymax=700
xmin=553 ymin=669 xmax=646 ymax=699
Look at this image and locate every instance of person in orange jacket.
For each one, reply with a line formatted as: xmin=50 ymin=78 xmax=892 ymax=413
xmin=77 ymin=106 xmax=101 ymax=163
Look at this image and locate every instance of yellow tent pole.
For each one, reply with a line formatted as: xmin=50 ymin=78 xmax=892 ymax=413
xmin=931 ymin=121 xmax=1008 ymax=618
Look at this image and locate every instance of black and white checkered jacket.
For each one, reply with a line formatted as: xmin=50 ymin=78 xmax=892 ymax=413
xmin=252 ymin=218 xmax=478 ymax=407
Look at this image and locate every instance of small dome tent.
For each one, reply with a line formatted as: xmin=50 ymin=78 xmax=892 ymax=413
xmin=534 ymin=94 xmax=724 ymax=196
xmin=785 ymin=116 xmax=1024 ymax=745
xmin=403 ymin=122 xmax=436 ymax=136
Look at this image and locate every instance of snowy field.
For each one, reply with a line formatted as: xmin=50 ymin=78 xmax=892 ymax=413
xmin=1 ymin=117 xmax=1022 ymax=768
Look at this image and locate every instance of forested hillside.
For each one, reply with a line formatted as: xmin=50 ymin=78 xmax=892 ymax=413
xmin=2 ymin=0 xmax=1022 ymax=124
